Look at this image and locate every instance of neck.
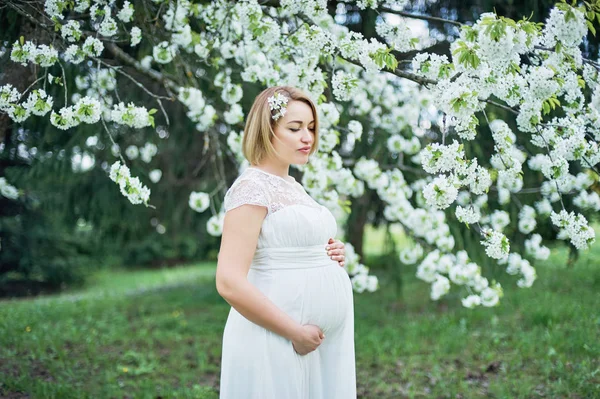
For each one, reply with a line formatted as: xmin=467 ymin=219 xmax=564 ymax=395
xmin=252 ymin=158 xmax=290 ymax=178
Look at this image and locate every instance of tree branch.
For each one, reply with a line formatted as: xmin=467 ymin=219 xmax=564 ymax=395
xmin=379 ymin=7 xmax=464 ymax=27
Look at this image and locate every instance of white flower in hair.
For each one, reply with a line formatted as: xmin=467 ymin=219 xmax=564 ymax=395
xmin=268 ymin=92 xmax=289 ymax=121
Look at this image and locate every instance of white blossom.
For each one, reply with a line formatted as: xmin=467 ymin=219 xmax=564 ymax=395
xmin=149 ymin=169 xmax=162 ymax=183
xmin=0 ymin=84 xmax=20 ymax=110
xmin=189 ymin=191 xmax=210 ymax=213
xmin=125 ymin=146 xmax=139 ymax=160
xmin=462 ymin=295 xmax=481 ymax=308
xmin=331 ymin=70 xmax=359 ymax=101
xmin=430 ymin=274 xmax=450 ymax=300
xmin=153 ymin=41 xmax=177 ymax=64
xmin=0 ymin=177 xmax=19 ymax=200
xmin=117 ymin=1 xmax=135 ymax=23
xmin=82 ymin=37 xmax=104 ymax=57
xmin=455 ymin=205 xmax=481 ymax=225
xmin=110 ymin=102 xmax=153 ymax=129
xmin=130 ymin=27 xmax=142 ymax=46
xmin=423 ymin=175 xmax=459 ymax=209
xmin=73 ymin=96 xmax=102 ymax=124
xmin=23 ymin=89 xmax=53 ymax=116
xmin=61 ymin=20 xmax=82 ymax=43
xmin=207 ymin=213 xmax=225 ymax=236
xmin=109 ymin=161 xmax=150 ymax=206
xmin=480 ymin=228 xmax=510 ymax=259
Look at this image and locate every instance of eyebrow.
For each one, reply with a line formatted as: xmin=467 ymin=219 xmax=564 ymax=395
xmin=287 ymin=120 xmax=315 ymax=124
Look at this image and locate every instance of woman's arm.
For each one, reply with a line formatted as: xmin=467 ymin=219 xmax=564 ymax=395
xmin=216 ymin=204 xmax=324 ymax=354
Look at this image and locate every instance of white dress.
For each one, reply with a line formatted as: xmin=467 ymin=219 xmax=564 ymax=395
xmin=219 ymin=167 xmax=356 ymax=399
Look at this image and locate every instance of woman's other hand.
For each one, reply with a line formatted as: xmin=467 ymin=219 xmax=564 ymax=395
xmin=291 ymin=324 xmax=325 ymax=355
xmin=326 ymin=238 xmax=345 ymax=267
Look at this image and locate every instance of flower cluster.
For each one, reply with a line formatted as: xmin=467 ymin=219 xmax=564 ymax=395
xmin=130 ymin=27 xmax=142 ymax=47
xmin=343 ymin=243 xmax=378 ymax=293
xmin=412 ymin=53 xmax=452 ymax=80
xmin=550 ymin=210 xmax=596 ymax=249
xmin=109 ymin=161 xmax=151 ymax=206
xmin=524 ymin=234 xmax=551 ymax=260
xmin=207 ymin=213 xmax=225 ymax=237
xmin=0 ymin=177 xmax=19 ymax=200
xmin=423 ymin=175 xmax=459 ymax=210
xmin=189 ymin=192 xmax=210 ymax=213
xmin=455 ymin=205 xmax=481 ymax=225
xmin=61 ymin=20 xmax=82 ymax=42
xmin=110 ymin=102 xmax=154 ymax=129
xmin=11 ymin=40 xmax=58 ymax=67
xmin=480 ymin=228 xmax=510 ymax=259
xmin=268 ymin=92 xmax=289 ymax=121
xmin=498 ymin=252 xmax=537 ymax=288
xmin=420 ymin=140 xmax=464 ymax=174
xmin=153 ymin=41 xmax=177 ymax=64
xmin=376 ymin=18 xmax=415 ymax=53
xmin=49 ymin=96 xmax=103 ymax=130
xmin=518 ymin=205 xmax=537 ymax=234
xmin=331 ymin=70 xmax=359 ymax=102
xmin=117 ymin=1 xmax=135 ymax=23
xmin=542 ymin=7 xmax=587 ymax=48
xmin=2 ymin=0 xmax=597 ymax=306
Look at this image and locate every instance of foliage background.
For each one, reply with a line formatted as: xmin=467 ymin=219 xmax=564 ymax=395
xmin=3 ymin=0 xmax=599 ymax=295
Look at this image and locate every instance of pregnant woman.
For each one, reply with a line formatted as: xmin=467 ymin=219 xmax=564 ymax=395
xmin=216 ymin=86 xmax=356 ymax=398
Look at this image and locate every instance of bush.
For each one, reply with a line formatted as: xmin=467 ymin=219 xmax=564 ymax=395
xmin=0 ymin=198 xmax=93 ymax=297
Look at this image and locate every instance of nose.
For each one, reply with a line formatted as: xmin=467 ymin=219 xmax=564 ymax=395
xmin=301 ymin=127 xmax=314 ymax=143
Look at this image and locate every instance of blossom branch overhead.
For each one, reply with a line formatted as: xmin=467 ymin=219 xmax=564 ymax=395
xmin=2 ymin=0 xmax=600 ymax=307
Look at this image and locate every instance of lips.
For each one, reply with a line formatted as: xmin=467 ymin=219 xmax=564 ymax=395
xmin=298 ymin=146 xmax=311 ymax=152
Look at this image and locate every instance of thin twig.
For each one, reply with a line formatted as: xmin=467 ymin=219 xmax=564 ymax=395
xmin=379 ymin=7 xmax=464 ymax=27
xmin=91 ymin=59 xmax=173 ymax=100
xmin=18 ymin=75 xmax=46 ymax=101
xmin=58 ymin=61 xmax=68 ymax=106
xmin=101 ymin=118 xmax=127 ymax=165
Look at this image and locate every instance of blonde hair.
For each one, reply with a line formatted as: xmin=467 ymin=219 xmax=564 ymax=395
xmin=242 ymin=86 xmax=319 ymax=165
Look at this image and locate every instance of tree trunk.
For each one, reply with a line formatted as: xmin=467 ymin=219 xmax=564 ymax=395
xmin=346 ymin=192 xmax=371 ymax=259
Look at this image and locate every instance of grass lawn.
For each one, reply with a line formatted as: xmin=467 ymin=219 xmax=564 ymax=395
xmin=1 ymin=230 xmax=599 ymax=398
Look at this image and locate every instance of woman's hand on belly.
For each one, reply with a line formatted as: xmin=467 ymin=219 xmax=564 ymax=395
xmin=326 ymin=238 xmax=346 ymax=267
xmin=291 ymin=324 xmax=325 ymax=356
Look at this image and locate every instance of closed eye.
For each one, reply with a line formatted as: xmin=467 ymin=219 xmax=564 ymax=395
xmin=290 ymin=127 xmax=316 ymax=132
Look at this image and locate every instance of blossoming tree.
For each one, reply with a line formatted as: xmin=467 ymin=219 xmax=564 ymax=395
xmin=2 ymin=0 xmax=600 ymax=308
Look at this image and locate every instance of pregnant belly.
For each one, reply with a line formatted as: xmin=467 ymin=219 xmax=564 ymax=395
xmin=248 ymin=263 xmax=354 ymax=335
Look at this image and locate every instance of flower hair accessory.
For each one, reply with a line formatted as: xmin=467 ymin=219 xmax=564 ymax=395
xmin=268 ymin=92 xmax=289 ymax=121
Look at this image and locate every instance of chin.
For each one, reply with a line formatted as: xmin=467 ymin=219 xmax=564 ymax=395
xmin=294 ymin=154 xmax=310 ymax=165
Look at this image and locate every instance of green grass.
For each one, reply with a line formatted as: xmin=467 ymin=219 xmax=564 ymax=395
xmin=1 ymin=237 xmax=599 ymax=398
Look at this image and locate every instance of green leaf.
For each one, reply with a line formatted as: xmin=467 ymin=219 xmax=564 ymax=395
xmin=542 ymin=101 xmax=550 ymax=115
xmin=588 ymin=20 xmax=597 ymax=36
xmin=385 ymin=53 xmax=398 ymax=70
xmin=463 ymin=26 xmax=478 ymax=42
xmin=148 ymin=108 xmax=158 ymax=115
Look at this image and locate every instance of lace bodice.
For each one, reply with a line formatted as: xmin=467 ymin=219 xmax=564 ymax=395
xmin=223 ymin=167 xmax=321 ymax=215
xmin=223 ymin=167 xmax=338 ymax=249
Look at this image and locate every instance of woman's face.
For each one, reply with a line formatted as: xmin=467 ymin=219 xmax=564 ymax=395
xmin=271 ymin=100 xmax=315 ymax=165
